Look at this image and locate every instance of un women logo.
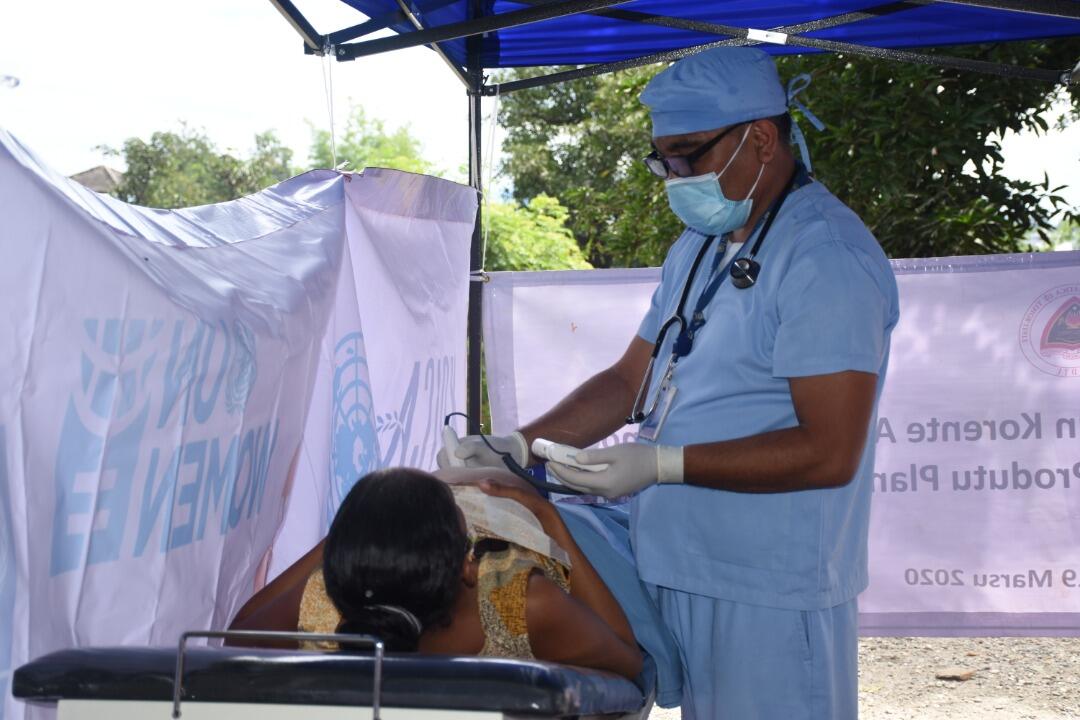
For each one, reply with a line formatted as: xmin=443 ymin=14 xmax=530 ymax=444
xmin=1019 ymin=284 xmax=1080 ymax=377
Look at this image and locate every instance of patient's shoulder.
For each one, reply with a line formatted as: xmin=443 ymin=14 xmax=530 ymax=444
xmin=525 ymin=570 xmax=567 ymax=618
xmin=523 ymin=571 xmax=580 ymax=646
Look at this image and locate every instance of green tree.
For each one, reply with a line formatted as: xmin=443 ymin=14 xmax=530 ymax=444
xmin=498 ymin=38 xmax=1080 ymax=264
xmin=104 ymin=125 xmax=294 ymax=209
xmin=484 ymin=194 xmax=593 ymax=271
xmin=308 ymin=104 xmax=587 ymax=270
xmin=1035 ymin=219 xmax=1079 ymax=251
xmin=499 ymin=65 xmax=666 ymax=266
xmin=309 ymin=106 xmax=434 ymax=174
xmin=778 ymin=41 xmax=1079 ymax=258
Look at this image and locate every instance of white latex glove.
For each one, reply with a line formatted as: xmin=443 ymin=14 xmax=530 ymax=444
xmin=436 ymin=431 xmax=529 ymax=470
xmin=547 ymin=443 xmax=684 ymax=499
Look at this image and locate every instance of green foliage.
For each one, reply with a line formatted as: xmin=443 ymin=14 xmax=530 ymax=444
xmin=778 ymin=41 xmax=1079 ymax=257
xmin=499 ymin=66 xmax=670 ymax=267
xmin=104 ymin=125 xmax=294 ymax=209
xmin=309 ymin=104 xmax=587 ymax=272
xmin=310 ymin=106 xmax=434 ymax=174
xmin=1034 ymin=219 xmax=1079 ymax=251
xmin=484 ymin=194 xmax=593 ymax=271
xmin=105 ymin=105 xmax=436 ymax=209
xmin=497 ymin=39 xmax=1080 ymax=264
xmin=102 ymin=106 xmax=588 ymax=277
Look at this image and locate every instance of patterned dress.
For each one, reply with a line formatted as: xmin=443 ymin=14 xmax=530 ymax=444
xmin=298 ymin=545 xmax=570 ymax=657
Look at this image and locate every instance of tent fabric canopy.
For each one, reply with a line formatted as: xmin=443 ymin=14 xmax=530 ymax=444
xmin=333 ymin=0 xmax=1080 ymax=70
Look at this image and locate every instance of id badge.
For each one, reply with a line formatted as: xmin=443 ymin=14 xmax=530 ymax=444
xmin=638 ymin=378 xmax=677 ymax=442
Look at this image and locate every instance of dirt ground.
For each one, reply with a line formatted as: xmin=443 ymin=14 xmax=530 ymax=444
xmin=648 ymin=637 xmax=1080 ymax=719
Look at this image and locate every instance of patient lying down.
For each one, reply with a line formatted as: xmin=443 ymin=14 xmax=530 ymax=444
xmin=228 ymin=467 xmax=642 ymax=680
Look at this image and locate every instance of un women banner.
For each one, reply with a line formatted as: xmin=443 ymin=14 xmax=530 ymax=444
xmin=483 ymin=251 xmax=1080 ymax=636
xmin=0 ymin=130 xmax=346 ymax=720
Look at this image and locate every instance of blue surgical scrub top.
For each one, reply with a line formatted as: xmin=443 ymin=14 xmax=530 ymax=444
xmin=632 ymin=179 xmax=899 ymax=610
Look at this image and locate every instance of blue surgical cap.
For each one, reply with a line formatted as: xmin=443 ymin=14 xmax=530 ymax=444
xmin=641 ymin=47 xmax=787 ymax=138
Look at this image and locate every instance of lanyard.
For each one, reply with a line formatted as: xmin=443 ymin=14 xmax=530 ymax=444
xmin=647 ymin=231 xmax=717 ymax=363
xmin=671 ymin=235 xmax=735 ymax=358
xmin=626 ymin=233 xmax=716 ymax=424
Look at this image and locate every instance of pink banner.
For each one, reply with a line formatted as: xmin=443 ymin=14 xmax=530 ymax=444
xmin=483 ymin=252 xmax=1080 ymax=636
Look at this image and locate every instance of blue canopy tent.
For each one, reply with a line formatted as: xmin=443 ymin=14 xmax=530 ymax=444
xmin=268 ymin=0 xmax=1080 ymax=430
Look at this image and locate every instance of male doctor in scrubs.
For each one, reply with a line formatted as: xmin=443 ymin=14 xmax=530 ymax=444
xmin=441 ymin=47 xmax=899 ymax=719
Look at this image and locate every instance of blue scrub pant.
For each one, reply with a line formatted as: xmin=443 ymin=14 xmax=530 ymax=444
xmin=651 ymin=587 xmax=858 ymax=720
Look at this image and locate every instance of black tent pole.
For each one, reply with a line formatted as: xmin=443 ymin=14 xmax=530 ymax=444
xmin=466 ymin=0 xmax=484 ymax=435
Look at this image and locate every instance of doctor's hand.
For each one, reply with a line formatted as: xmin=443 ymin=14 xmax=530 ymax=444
xmin=547 ymin=443 xmax=684 ymax=499
xmin=436 ymin=431 xmax=530 ymax=470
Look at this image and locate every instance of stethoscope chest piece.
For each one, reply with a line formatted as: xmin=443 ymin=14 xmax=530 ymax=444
xmin=730 ymin=257 xmax=760 ymax=289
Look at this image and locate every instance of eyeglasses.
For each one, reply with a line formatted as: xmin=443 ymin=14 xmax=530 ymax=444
xmin=642 ymin=123 xmax=746 ymax=179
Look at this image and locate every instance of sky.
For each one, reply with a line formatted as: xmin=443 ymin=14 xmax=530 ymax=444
xmin=0 ymin=0 xmax=480 ymax=180
xmin=0 ymin=0 xmax=1076 ymax=212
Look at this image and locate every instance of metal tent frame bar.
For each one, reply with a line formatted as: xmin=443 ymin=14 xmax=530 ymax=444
xmin=268 ymin=0 xmax=323 ymax=52
xmin=465 ymin=0 xmax=485 ymax=435
xmin=269 ymin=0 xmax=1080 ymax=431
xmin=313 ymin=0 xmax=482 ymax=58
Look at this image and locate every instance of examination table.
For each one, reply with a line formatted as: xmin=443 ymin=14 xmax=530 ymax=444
xmin=13 ymin=643 xmax=651 ymax=719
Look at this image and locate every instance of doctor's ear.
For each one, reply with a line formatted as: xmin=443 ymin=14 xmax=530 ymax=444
xmin=749 ymin=120 xmax=781 ymax=164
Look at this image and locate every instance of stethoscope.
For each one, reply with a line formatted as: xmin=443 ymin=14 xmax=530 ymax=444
xmin=626 ymin=169 xmax=800 ymax=425
xmin=443 ymin=413 xmax=585 ymax=496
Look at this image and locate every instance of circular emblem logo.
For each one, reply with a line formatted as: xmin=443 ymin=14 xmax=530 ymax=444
xmin=1019 ymin=284 xmax=1080 ymax=377
xmin=329 ymin=331 xmax=379 ymax=523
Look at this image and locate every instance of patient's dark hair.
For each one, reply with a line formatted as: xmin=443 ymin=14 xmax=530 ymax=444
xmin=323 ymin=468 xmax=467 ymax=652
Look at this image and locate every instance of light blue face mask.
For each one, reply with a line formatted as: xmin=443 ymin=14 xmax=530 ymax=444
xmin=664 ymin=124 xmax=765 ymax=236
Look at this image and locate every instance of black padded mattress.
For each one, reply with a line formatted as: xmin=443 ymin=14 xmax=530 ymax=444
xmin=14 ymin=646 xmax=645 ymax=716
